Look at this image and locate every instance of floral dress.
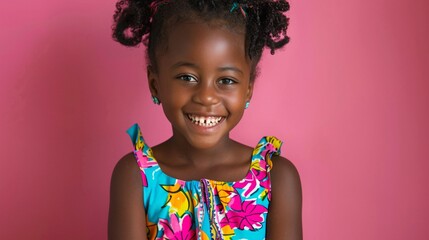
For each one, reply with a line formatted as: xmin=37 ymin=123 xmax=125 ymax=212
xmin=127 ymin=123 xmax=283 ymax=240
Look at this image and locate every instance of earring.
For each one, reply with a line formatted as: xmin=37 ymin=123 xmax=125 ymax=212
xmin=245 ymin=101 xmax=250 ymax=109
xmin=152 ymin=96 xmax=160 ymax=105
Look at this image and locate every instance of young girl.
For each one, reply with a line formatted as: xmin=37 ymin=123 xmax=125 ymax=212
xmin=108 ymin=0 xmax=302 ymax=239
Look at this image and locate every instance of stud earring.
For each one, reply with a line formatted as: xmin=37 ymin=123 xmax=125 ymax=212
xmin=245 ymin=101 xmax=250 ymax=109
xmin=152 ymin=96 xmax=160 ymax=105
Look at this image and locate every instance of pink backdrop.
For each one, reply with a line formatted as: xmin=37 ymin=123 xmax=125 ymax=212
xmin=1 ymin=0 xmax=428 ymax=239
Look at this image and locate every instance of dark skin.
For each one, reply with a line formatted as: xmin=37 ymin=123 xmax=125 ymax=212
xmin=109 ymin=20 xmax=302 ymax=239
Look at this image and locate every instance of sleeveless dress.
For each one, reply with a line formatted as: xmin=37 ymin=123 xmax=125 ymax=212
xmin=127 ymin=123 xmax=283 ymax=240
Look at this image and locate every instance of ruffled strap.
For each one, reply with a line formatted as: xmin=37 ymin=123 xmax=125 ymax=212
xmin=126 ymin=123 xmax=145 ymax=151
xmin=126 ymin=123 xmax=158 ymax=187
xmin=235 ymin=136 xmax=282 ymax=200
xmin=252 ymin=136 xmax=282 ymax=171
xmin=254 ymin=136 xmax=282 ymax=200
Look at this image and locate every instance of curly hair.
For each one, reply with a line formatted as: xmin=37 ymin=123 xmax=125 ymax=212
xmin=112 ymin=0 xmax=290 ymax=81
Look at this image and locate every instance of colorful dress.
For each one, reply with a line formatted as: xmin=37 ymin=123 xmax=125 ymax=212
xmin=127 ymin=123 xmax=283 ymax=240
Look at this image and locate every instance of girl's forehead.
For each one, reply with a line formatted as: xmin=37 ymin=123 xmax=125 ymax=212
xmin=158 ymin=21 xmax=248 ymax=64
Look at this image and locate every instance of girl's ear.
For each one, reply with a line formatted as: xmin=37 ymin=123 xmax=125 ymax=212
xmin=147 ymin=65 xmax=159 ymax=97
xmin=246 ymin=81 xmax=254 ymax=102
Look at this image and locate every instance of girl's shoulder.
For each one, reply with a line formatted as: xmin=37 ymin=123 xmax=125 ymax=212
xmin=111 ymin=152 xmax=143 ymax=191
xmin=270 ymin=155 xmax=300 ymax=182
xmin=109 ymin=152 xmax=147 ymax=238
xmin=266 ymin=155 xmax=302 ymax=238
xmin=113 ymin=152 xmax=140 ymax=174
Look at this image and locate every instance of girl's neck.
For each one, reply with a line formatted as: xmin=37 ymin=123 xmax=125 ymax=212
xmin=159 ymin=134 xmax=238 ymax=168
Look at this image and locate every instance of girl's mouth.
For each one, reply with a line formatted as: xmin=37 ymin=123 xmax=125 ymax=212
xmin=187 ymin=114 xmax=224 ymax=127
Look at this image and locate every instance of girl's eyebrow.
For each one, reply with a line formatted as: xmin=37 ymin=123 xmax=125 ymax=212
xmin=218 ymin=66 xmax=243 ymax=75
xmin=170 ymin=61 xmax=199 ymax=70
xmin=171 ymin=61 xmax=243 ymax=75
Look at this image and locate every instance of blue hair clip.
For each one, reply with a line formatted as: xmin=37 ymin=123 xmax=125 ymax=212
xmin=230 ymin=2 xmax=239 ymax=12
xmin=230 ymin=2 xmax=247 ymax=17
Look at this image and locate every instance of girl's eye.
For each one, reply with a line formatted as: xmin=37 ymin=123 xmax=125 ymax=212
xmin=178 ymin=75 xmax=197 ymax=82
xmin=218 ymin=78 xmax=237 ymax=85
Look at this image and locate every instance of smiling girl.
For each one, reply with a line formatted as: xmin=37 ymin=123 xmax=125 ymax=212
xmin=108 ymin=1 xmax=302 ymax=239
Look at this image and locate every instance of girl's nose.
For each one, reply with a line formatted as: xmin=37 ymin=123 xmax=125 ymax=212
xmin=192 ymin=82 xmax=220 ymax=106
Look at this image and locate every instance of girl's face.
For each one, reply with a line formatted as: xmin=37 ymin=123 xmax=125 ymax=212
xmin=148 ymin=21 xmax=253 ymax=149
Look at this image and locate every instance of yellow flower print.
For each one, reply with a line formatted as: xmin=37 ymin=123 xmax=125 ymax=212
xmin=267 ymin=136 xmax=282 ymax=150
xmin=252 ymin=142 xmax=265 ymax=156
xmin=200 ymin=230 xmax=210 ymax=240
xmin=251 ymin=159 xmax=263 ymax=171
xmin=221 ymin=224 xmax=235 ymax=240
xmin=259 ymin=188 xmax=269 ymax=200
xmin=135 ymin=130 xmax=144 ymax=151
xmin=192 ymin=192 xmax=199 ymax=206
xmin=161 ymin=183 xmax=192 ymax=217
xmin=212 ymin=182 xmax=238 ymax=212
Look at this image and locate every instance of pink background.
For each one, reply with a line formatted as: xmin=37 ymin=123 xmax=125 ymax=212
xmin=1 ymin=0 xmax=428 ymax=239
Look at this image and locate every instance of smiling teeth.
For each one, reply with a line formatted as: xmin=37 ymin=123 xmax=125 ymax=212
xmin=188 ymin=114 xmax=223 ymax=127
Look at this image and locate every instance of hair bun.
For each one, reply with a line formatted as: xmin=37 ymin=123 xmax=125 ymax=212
xmin=112 ymin=0 xmax=152 ymax=46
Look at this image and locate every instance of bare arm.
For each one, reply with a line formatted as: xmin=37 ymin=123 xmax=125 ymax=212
xmin=108 ymin=153 xmax=148 ymax=240
xmin=266 ymin=156 xmax=303 ymax=240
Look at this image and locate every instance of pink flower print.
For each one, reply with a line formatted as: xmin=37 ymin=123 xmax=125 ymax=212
xmin=259 ymin=142 xmax=277 ymax=159
xmin=233 ymin=172 xmax=259 ymax=197
xmin=234 ymin=159 xmax=272 ymax=199
xmin=157 ymin=213 xmax=196 ymax=240
xmin=251 ymin=159 xmax=272 ymax=200
xmin=224 ymin=199 xmax=267 ymax=230
xmin=135 ymin=150 xmax=158 ymax=187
